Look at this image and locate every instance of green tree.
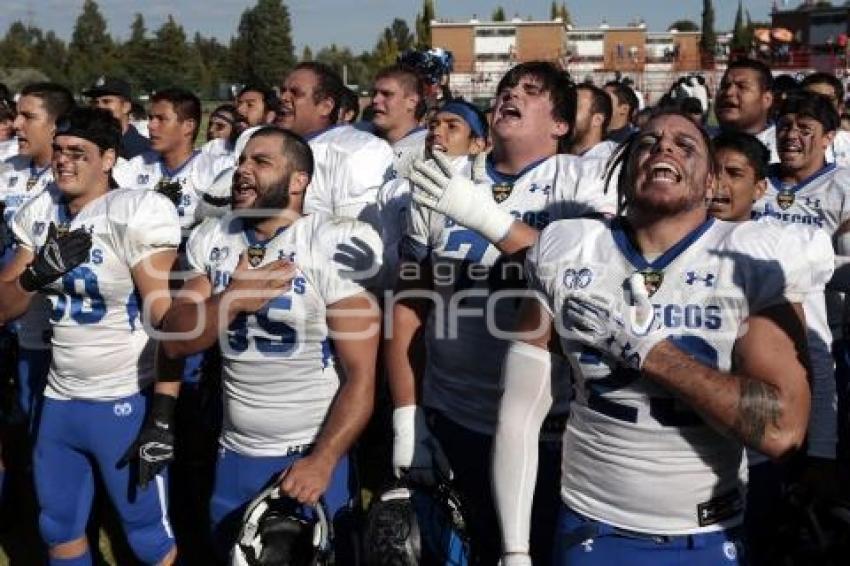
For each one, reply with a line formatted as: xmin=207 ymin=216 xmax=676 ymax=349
xmin=316 ymin=44 xmax=369 ymax=87
xmin=192 ymin=33 xmax=230 ymax=98
xmin=668 ymin=19 xmax=699 ymax=32
xmin=415 ymin=0 xmax=435 ymax=48
xmin=700 ymin=0 xmax=717 ymax=58
xmin=119 ymin=14 xmax=155 ymax=94
xmin=149 ymin=15 xmax=192 ymax=90
xmin=731 ymin=0 xmax=748 ymax=51
xmin=301 ymin=45 xmax=313 ymax=61
xmin=492 ymin=6 xmax=507 ymax=21
xmin=32 ymin=31 xmax=69 ymax=84
xmin=371 ymin=27 xmax=399 ymax=71
xmin=390 ymin=18 xmax=414 ymax=52
xmin=550 ymin=1 xmax=572 ymax=24
xmin=230 ymin=0 xmax=296 ymax=87
xmin=0 ymin=21 xmax=39 ymax=68
xmin=68 ymin=0 xmax=115 ymax=91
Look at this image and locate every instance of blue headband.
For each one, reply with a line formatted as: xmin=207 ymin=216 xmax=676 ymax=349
xmin=440 ymin=101 xmax=487 ymax=139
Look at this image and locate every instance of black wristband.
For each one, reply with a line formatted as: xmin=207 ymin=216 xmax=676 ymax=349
xmin=148 ymin=392 xmax=178 ymax=428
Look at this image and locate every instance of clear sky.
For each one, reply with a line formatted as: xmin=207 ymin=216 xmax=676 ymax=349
xmin=0 ymin=0 xmax=782 ymax=53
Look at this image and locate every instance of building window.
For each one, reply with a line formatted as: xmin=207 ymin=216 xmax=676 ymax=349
xmin=476 ymin=53 xmax=512 ymax=61
xmin=475 ymin=27 xmax=516 ymax=37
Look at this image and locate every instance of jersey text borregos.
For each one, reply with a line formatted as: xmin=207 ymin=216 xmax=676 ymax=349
xmin=12 ymin=187 xmax=180 ymax=400
xmin=526 ymin=218 xmax=831 ymax=534
xmin=186 ymin=213 xmax=383 ymax=457
xmin=405 ymin=155 xmax=615 ymax=435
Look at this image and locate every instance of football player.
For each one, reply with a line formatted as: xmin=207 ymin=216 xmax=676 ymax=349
xmin=715 ymin=58 xmax=777 ymax=162
xmin=370 ymin=65 xmax=428 ymax=179
xmin=158 ymin=126 xmax=382 ymax=561
xmin=569 ymin=84 xmax=617 ymax=159
xmin=235 ymin=83 xmax=278 ymax=132
xmin=0 ymin=97 xmax=17 ymax=161
xmin=82 ymin=76 xmax=151 ymax=160
xmin=0 ymin=107 xmax=180 ymax=565
xmin=492 ymin=109 xmax=827 ymax=565
xmin=201 ymin=104 xmax=239 ymax=162
xmin=800 ymin=72 xmax=850 ymax=167
xmin=277 ymin=62 xmax=393 ymax=224
xmin=709 ymin=131 xmax=839 ymax=565
xmin=112 ymin=88 xmax=232 ymax=236
xmin=603 ymin=80 xmax=639 ymax=144
xmin=1 ymin=83 xmax=75 ymax=420
xmin=390 ymin=61 xmax=615 ymax=564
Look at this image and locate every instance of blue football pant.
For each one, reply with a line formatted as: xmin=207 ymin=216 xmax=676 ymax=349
xmin=33 ymin=393 xmax=175 ymax=564
xmin=553 ymin=504 xmax=745 ymax=566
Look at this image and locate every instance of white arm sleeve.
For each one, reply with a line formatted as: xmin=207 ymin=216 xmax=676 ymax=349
xmin=492 ymin=341 xmax=553 ymax=555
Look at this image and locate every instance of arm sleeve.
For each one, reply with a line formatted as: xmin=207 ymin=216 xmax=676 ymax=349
xmin=524 ymin=227 xmax=558 ymax=316
xmin=9 ymin=197 xmax=42 ymax=251
xmin=118 ymin=191 xmax=181 ymax=268
xmin=184 ymin=220 xmax=215 ymax=276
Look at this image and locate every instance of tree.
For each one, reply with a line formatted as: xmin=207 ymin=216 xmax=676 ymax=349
xmin=147 ymin=15 xmax=192 ymax=90
xmin=120 ymin=14 xmax=154 ymax=94
xmin=68 ymin=0 xmax=115 ymax=91
xmin=492 ymin=6 xmax=507 ymax=21
xmin=192 ymin=33 xmax=230 ymax=98
xmin=301 ymin=46 xmax=313 ymax=61
xmin=415 ymin=0 xmax=434 ymax=48
xmin=32 ymin=31 xmax=69 ymax=84
xmin=390 ymin=18 xmax=414 ymax=52
xmin=668 ymin=19 xmax=699 ymax=32
xmin=0 ymin=21 xmax=38 ymax=68
xmin=550 ymin=1 xmax=572 ymax=24
xmin=731 ymin=0 xmax=748 ymax=51
xmin=316 ymin=44 xmax=369 ymax=87
xmin=230 ymin=0 xmax=296 ymax=86
xmin=700 ymin=0 xmax=717 ymax=59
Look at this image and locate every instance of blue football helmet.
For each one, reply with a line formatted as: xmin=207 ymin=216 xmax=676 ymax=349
xmin=398 ymin=49 xmax=454 ymax=85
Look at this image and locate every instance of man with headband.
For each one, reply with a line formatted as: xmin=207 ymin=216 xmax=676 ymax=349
xmin=0 ymin=107 xmax=181 ymax=565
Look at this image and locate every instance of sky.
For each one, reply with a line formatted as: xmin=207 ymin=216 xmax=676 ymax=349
xmin=0 ymin=0 xmax=783 ymax=54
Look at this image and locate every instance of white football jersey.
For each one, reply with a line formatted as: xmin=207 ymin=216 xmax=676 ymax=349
xmin=201 ymin=137 xmax=236 ymax=163
xmin=0 ymin=138 xmax=18 ymax=162
xmin=406 ymin=154 xmax=616 ymax=435
xmin=12 ymin=187 xmax=181 ymax=401
xmin=756 ymin=123 xmax=779 ymax=164
xmin=581 ymin=139 xmax=619 ymax=161
xmin=389 ymin=126 xmax=428 ymax=180
xmin=186 ymin=213 xmax=383 ymax=457
xmin=303 ymin=125 xmax=394 ymax=225
xmin=0 ymin=156 xmax=55 ymax=350
xmin=112 ymin=149 xmax=231 ymax=231
xmin=827 ymin=130 xmax=850 ymax=167
xmin=526 ymin=217 xmax=833 ymax=534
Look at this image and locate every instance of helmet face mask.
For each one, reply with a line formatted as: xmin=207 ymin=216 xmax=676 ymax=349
xmin=363 ymin=479 xmax=472 ymax=566
xmin=231 ymin=486 xmax=332 ymax=566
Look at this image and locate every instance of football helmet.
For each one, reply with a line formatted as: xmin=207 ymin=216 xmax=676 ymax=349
xmin=398 ymin=49 xmax=454 ymax=85
xmin=363 ymin=478 xmax=471 ymax=565
xmin=231 ymin=485 xmax=332 ymax=566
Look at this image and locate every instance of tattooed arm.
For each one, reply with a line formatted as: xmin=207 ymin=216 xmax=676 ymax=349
xmin=641 ymin=301 xmax=811 ymax=460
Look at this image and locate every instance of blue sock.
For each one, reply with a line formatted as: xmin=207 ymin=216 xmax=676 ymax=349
xmin=49 ymin=548 xmax=92 ymax=566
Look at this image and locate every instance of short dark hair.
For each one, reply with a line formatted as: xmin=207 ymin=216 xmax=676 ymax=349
xmin=577 ymin=84 xmax=612 ymax=133
xmin=777 ymin=92 xmax=839 ymax=133
xmin=19 ymin=82 xmax=75 ymax=122
xmin=249 ymin=126 xmax=314 ymax=182
xmin=292 ymin=62 xmax=345 ymax=124
xmin=726 ymin=58 xmax=774 ymax=92
xmin=238 ymin=83 xmax=278 ymax=114
xmin=151 ymin=88 xmax=202 ymax=141
xmin=712 ymin=131 xmax=770 ymax=181
xmin=604 ymin=81 xmax=639 ymax=117
xmin=55 ymin=106 xmax=122 ymax=154
xmin=801 ymin=72 xmax=844 ymax=105
xmin=496 ymin=61 xmax=576 ymax=151
xmin=339 ymin=87 xmax=360 ymax=123
xmin=374 ymin=64 xmax=427 ymax=119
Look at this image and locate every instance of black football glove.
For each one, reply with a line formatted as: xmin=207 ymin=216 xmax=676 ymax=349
xmin=155 ymin=181 xmax=183 ymax=207
xmin=19 ymin=222 xmax=92 ymax=292
xmin=119 ymin=392 xmax=177 ymax=489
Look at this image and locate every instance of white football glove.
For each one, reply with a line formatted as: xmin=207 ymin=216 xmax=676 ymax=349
xmin=499 ymin=554 xmax=532 ymax=566
xmin=471 ymin=151 xmax=488 ymax=183
xmin=392 ymin=405 xmax=453 ymax=486
xmin=409 ymin=150 xmax=515 ymax=244
xmin=564 ymin=273 xmax=667 ymax=369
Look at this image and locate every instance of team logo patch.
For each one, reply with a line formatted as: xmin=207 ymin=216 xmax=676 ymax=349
xmin=246 ymin=245 xmax=266 ymax=267
xmin=55 ymin=223 xmax=71 ymax=238
xmin=95 ymin=76 xmax=106 ymax=87
xmin=26 ymin=177 xmax=38 ymax=191
xmin=33 ymin=221 xmax=46 ymax=236
xmin=8 ymin=176 xmax=17 ymax=187
xmin=722 ymin=541 xmax=737 ymax=561
xmin=563 ymin=267 xmax=593 ymax=289
xmin=137 ymin=174 xmax=150 ymax=185
xmin=491 ymin=182 xmax=513 ymax=203
xmin=113 ymin=402 xmax=132 ymax=417
xmin=776 ymin=190 xmax=795 ymax=210
xmin=209 ymin=246 xmax=230 ymax=263
xmin=638 ymin=268 xmax=663 ymax=296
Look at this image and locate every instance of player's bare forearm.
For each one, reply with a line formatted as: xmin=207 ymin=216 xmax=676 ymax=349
xmin=0 ymin=279 xmax=34 ymax=323
xmin=496 ymin=221 xmax=539 ymax=256
xmin=386 ymin=300 xmax=426 ymax=407
xmin=313 ymin=293 xmax=380 ymax=465
xmin=642 ymin=302 xmax=810 ymax=459
xmin=160 ymin=292 xmax=233 ymax=358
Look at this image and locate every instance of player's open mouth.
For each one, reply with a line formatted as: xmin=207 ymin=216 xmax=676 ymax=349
xmin=498 ymin=104 xmax=521 ymax=121
xmin=648 ymin=161 xmax=682 ymax=183
xmin=709 ymin=195 xmax=731 ymax=204
xmin=232 ymin=180 xmax=257 ymax=204
xmin=429 ymin=142 xmax=446 ymax=153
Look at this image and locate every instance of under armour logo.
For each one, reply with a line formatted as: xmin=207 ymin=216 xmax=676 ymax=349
xmin=529 ymin=183 xmax=551 ymax=195
xmin=685 ymin=271 xmax=715 ymax=287
xmin=581 ymin=538 xmax=594 ymax=553
xmin=113 ymin=402 xmax=132 ymax=417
